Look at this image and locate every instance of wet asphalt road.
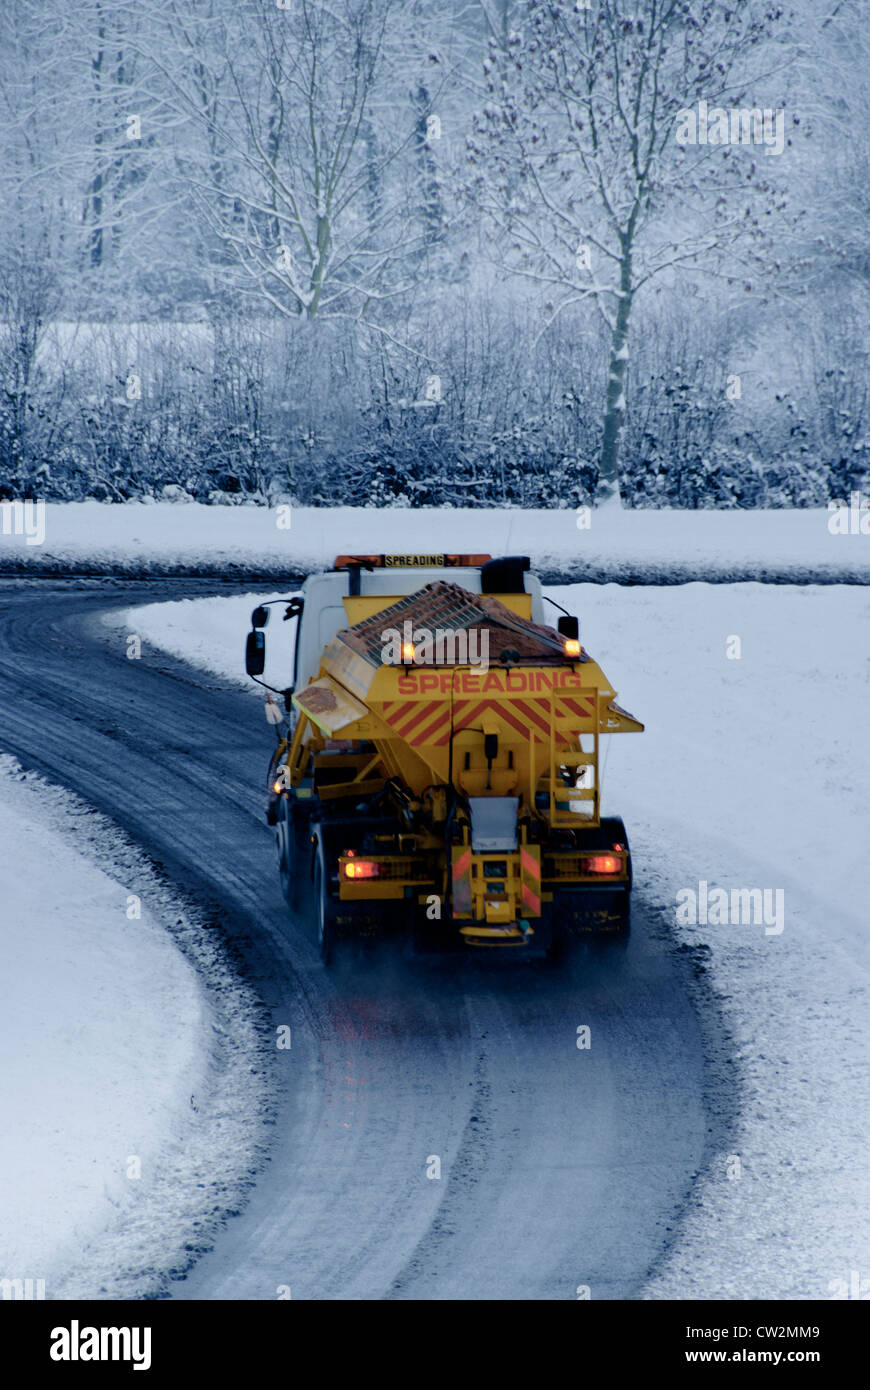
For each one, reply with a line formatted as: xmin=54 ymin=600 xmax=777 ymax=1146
xmin=0 ymin=578 xmax=709 ymax=1300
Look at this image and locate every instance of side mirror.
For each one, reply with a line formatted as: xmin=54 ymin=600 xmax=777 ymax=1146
xmin=557 ymin=615 xmax=579 ymax=641
xmin=251 ymin=605 xmax=270 ymax=629
xmin=245 ymin=629 xmax=266 ymax=677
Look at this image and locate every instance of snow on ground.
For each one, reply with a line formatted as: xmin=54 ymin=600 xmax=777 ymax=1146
xmin=0 ymin=755 xmax=271 ymax=1300
xmin=120 ymin=580 xmax=870 ymax=1299
xmin=2 ymin=499 xmax=869 ymax=583
xmin=112 ymin=590 xmax=295 ymax=696
xmin=548 ymin=583 xmax=870 ymax=1299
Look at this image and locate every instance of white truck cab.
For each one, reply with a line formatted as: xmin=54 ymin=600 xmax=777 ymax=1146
xmin=291 ymin=556 xmax=546 ymax=690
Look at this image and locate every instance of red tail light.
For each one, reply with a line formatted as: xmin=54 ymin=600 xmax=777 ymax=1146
xmin=343 ymin=858 xmax=381 ymax=880
xmin=581 ymin=853 xmax=622 ymax=875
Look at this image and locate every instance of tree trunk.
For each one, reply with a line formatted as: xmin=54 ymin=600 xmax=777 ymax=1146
xmin=87 ymin=22 xmax=106 ymax=269
xmin=307 ymin=213 xmax=331 ymax=318
xmin=597 ymin=237 xmax=634 ymax=507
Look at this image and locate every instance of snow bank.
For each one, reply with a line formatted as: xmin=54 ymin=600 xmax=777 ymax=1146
xmin=121 ymin=581 xmax=870 ymax=1299
xmin=112 ymin=590 xmax=294 ymax=696
xmin=0 ymin=756 xmax=270 ymax=1300
xmin=2 ymin=499 xmax=869 ymax=584
xmin=550 ymin=582 xmax=870 ymax=1299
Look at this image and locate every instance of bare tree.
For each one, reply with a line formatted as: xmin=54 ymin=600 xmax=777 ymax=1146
xmin=150 ymin=0 xmax=428 ymax=325
xmin=469 ymin=0 xmax=793 ymax=504
xmin=787 ymin=0 xmax=870 ymax=293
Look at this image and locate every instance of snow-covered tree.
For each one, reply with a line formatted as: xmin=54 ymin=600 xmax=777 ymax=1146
xmin=787 ymin=0 xmax=870 ymax=295
xmin=469 ymin=0 xmax=794 ymax=505
xmin=0 ymin=1 xmax=174 ymax=302
xmin=151 ymin=0 xmax=429 ymax=324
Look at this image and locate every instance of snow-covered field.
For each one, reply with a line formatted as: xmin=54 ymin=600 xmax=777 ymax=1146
xmin=0 ymin=755 xmax=270 ymax=1300
xmin=2 ymin=499 xmax=869 ymax=583
xmin=122 ymin=579 xmax=870 ymax=1299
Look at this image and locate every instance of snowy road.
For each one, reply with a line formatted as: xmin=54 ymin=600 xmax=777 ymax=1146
xmin=0 ymin=579 xmax=713 ymax=1300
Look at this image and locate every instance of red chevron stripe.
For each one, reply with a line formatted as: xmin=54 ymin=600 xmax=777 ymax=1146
xmin=430 ymin=693 xmax=591 ymax=747
xmin=497 ymin=701 xmax=545 ymax=742
xmin=386 ymin=699 xmax=418 ymax=726
xmin=452 ymin=699 xmax=489 ymax=732
xmin=433 ymin=696 xmax=514 ymax=747
xmin=513 ymin=699 xmax=551 ymax=739
xmin=411 ymin=708 xmax=451 ymax=746
xmin=521 ymin=847 xmax=540 ymax=880
xmin=560 ymin=696 xmax=595 ymax=720
xmin=394 ymin=701 xmax=440 ymax=738
xmin=522 ymin=883 xmax=541 ymax=915
xmin=452 ymin=696 xmax=550 ymax=744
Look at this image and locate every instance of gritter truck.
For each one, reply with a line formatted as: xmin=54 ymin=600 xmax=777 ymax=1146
xmin=245 ymin=554 xmax=643 ymax=962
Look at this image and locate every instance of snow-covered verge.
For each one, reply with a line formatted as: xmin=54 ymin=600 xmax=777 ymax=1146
xmin=122 ymin=581 xmax=870 ymax=1299
xmin=111 ymin=590 xmax=294 ymax=697
xmin=2 ymin=499 xmax=870 ymax=583
xmin=0 ymin=755 xmax=272 ymax=1300
xmin=550 ymin=583 xmax=870 ymax=1300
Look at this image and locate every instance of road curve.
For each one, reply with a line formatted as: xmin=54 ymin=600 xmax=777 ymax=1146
xmin=0 ymin=578 xmax=708 ymax=1300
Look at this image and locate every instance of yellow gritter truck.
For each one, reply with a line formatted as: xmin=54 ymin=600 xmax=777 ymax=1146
xmin=245 ymin=554 xmax=643 ymax=962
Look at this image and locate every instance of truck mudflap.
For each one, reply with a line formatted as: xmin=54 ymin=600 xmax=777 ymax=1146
xmin=550 ymin=883 xmax=630 ymax=925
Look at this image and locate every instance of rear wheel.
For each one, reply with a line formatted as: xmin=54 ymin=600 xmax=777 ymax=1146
xmin=545 ymin=924 xmax=567 ymax=962
xmin=275 ymin=797 xmax=291 ymax=903
xmin=313 ymin=853 xmax=337 ymax=965
xmin=276 ymin=796 xmax=308 ymax=911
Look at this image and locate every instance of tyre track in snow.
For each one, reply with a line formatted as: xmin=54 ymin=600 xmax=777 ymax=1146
xmin=0 ymin=578 xmax=712 ymax=1300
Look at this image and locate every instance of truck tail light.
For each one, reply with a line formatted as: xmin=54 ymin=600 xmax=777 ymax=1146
xmin=343 ymin=857 xmax=382 ymax=880
xmin=580 ymin=853 xmax=622 ymax=875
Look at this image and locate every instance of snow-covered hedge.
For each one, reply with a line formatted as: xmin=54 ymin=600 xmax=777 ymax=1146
xmin=2 ymin=296 xmax=867 ymax=511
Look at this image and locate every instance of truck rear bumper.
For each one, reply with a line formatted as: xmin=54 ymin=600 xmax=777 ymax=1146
xmin=459 ymin=922 xmax=534 ymax=947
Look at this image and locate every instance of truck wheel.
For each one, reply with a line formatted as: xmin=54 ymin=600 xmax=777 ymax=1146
xmin=276 ymin=797 xmax=307 ymax=911
xmin=275 ymin=797 xmax=292 ymax=903
xmin=313 ymin=853 xmax=336 ymax=965
xmin=545 ymin=924 xmax=567 ymax=962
